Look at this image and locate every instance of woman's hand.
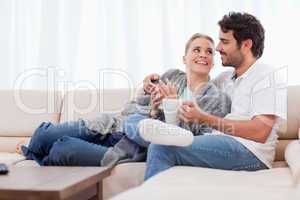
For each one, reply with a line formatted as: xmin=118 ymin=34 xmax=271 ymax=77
xmin=178 ymin=101 xmax=206 ymax=123
xmin=158 ymin=80 xmax=177 ymax=99
xmin=150 ymin=86 xmax=163 ymax=110
xmin=143 ymin=73 xmax=160 ymax=94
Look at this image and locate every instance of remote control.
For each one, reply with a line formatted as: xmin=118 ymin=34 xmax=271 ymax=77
xmin=0 ymin=163 xmax=9 ymax=175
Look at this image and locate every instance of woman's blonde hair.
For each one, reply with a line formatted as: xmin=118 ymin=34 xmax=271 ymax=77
xmin=184 ymin=33 xmax=214 ymax=55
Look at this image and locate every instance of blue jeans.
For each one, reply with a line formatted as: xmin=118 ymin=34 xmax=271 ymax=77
xmin=144 ymin=135 xmax=268 ymax=180
xmin=22 ymin=120 xmax=121 ymax=166
xmin=123 ymin=114 xmax=150 ymax=147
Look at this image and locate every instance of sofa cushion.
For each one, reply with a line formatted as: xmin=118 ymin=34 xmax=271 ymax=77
xmin=113 ymin=186 xmax=300 ymax=200
xmin=0 ymin=90 xmax=62 ymax=137
xmin=59 ymin=89 xmax=133 ymax=122
xmin=0 ymin=137 xmax=30 ymax=153
xmin=285 ymin=140 xmax=300 ymax=185
xmin=14 ymin=159 xmax=39 ymax=167
xmin=0 ymin=152 xmax=26 ymax=165
xmin=103 ymin=162 xmax=146 ymax=200
xmin=141 ymin=167 xmax=294 ymax=189
xmin=275 ymin=139 xmax=294 ymax=161
xmin=277 ymin=85 xmax=300 ymax=140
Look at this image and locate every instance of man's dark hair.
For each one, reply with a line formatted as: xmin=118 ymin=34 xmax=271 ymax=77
xmin=218 ymin=12 xmax=265 ymax=58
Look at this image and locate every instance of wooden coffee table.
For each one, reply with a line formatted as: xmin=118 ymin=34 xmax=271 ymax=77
xmin=0 ymin=166 xmax=111 ymax=200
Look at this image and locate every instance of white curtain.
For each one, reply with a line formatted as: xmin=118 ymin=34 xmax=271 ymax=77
xmin=0 ymin=0 xmax=299 ymax=90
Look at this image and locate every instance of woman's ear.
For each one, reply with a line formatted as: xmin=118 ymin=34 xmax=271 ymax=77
xmin=183 ymin=55 xmax=187 ymax=65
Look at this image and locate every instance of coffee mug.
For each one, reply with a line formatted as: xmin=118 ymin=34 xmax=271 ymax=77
xmin=162 ymin=98 xmax=181 ymax=125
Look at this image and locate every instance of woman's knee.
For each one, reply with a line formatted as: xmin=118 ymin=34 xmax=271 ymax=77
xmin=30 ymin=122 xmax=55 ymax=145
xmin=46 ymin=136 xmax=76 ymax=164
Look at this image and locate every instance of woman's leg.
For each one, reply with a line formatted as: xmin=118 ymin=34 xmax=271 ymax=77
xmin=23 ymin=120 xmax=99 ymax=160
xmin=123 ymin=114 xmax=150 ymax=147
xmin=144 ymin=135 xmax=267 ymax=180
xmin=42 ymin=136 xmax=108 ymax=166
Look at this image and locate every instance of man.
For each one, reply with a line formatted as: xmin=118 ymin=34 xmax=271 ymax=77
xmin=144 ymin=12 xmax=286 ymax=180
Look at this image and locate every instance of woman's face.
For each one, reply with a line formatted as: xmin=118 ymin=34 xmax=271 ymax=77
xmin=183 ymin=37 xmax=215 ymax=76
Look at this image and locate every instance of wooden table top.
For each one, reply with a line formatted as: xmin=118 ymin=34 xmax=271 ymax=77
xmin=0 ymin=166 xmax=111 ymax=200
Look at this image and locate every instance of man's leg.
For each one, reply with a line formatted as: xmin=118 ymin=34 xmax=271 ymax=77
xmin=123 ymin=114 xmax=150 ymax=147
xmin=144 ymin=135 xmax=267 ymax=180
xmin=23 ymin=120 xmax=99 ymax=160
xmin=42 ymin=136 xmax=108 ymax=166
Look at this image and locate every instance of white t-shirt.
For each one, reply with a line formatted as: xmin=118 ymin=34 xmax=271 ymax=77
xmin=212 ymin=62 xmax=287 ymax=168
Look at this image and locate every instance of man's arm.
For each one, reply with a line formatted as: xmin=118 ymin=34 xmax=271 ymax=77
xmin=179 ymin=101 xmax=277 ymax=143
xmin=200 ymin=114 xmax=277 ymax=143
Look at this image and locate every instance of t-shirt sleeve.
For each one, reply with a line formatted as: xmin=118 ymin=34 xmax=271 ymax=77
xmin=250 ymin=75 xmax=287 ymax=120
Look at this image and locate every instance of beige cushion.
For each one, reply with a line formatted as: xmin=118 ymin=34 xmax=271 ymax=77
xmin=0 ymin=137 xmax=30 ymax=153
xmin=142 ymin=167 xmax=293 ymax=188
xmin=278 ymin=85 xmax=300 ymax=140
xmin=285 ymin=140 xmax=300 ymax=185
xmin=272 ymin=161 xmax=288 ymax=168
xmin=14 ymin=160 xmax=39 ymax=167
xmin=275 ymin=140 xmax=294 ymax=161
xmin=103 ymin=162 xmax=146 ymax=200
xmin=0 ymin=152 xmax=26 ymax=165
xmin=59 ymin=89 xmax=134 ymax=122
xmin=113 ymin=186 xmax=300 ymax=200
xmin=0 ymin=90 xmax=62 ymax=137
xmin=113 ymin=167 xmax=297 ymax=200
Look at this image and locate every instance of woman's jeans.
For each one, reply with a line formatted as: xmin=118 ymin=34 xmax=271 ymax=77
xmin=22 ymin=120 xmax=119 ymax=166
xmin=123 ymin=114 xmax=150 ymax=147
xmin=23 ymin=113 xmax=149 ymax=166
xmin=144 ymin=135 xmax=268 ymax=180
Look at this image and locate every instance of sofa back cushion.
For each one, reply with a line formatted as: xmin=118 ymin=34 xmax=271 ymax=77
xmin=0 ymin=90 xmax=62 ymax=138
xmin=274 ymin=85 xmax=300 ymax=161
xmin=59 ymin=89 xmax=135 ymax=122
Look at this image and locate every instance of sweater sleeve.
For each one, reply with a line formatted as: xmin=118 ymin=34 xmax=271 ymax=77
xmin=179 ymin=82 xmax=231 ymax=135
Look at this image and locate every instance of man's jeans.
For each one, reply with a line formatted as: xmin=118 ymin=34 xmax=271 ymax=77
xmin=22 ymin=120 xmax=121 ymax=166
xmin=144 ymin=135 xmax=268 ymax=180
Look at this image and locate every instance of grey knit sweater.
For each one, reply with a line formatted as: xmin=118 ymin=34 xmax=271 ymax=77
xmin=83 ymin=69 xmax=231 ymax=136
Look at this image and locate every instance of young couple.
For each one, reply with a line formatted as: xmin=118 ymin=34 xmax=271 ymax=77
xmin=20 ymin=12 xmax=285 ymax=180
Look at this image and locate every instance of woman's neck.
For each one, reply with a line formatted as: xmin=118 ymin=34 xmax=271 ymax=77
xmin=186 ymin=71 xmax=209 ymax=93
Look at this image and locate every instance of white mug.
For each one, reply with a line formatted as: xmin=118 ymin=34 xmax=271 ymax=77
xmin=162 ymin=98 xmax=181 ymax=125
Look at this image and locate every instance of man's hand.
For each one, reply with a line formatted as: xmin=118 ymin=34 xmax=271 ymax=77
xmin=178 ymin=101 xmax=206 ymax=123
xmin=143 ymin=73 xmax=160 ymax=94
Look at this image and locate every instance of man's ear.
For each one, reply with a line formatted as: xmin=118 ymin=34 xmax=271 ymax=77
xmin=242 ymin=39 xmax=253 ymax=51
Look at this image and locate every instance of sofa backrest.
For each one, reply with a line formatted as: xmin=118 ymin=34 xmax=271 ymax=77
xmin=0 ymin=86 xmax=299 ymax=160
xmin=0 ymin=90 xmax=62 ymax=152
xmin=275 ymin=85 xmax=300 ymax=161
xmin=59 ymin=89 xmax=135 ymax=123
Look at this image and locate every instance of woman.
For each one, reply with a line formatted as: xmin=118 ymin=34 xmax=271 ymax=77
xmin=124 ymin=33 xmax=231 ymax=147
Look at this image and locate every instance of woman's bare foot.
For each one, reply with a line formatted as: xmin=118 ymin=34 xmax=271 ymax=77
xmin=16 ymin=140 xmax=27 ymax=155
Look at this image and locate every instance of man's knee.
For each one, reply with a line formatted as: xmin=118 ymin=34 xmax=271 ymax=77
xmin=147 ymin=144 xmax=174 ymax=158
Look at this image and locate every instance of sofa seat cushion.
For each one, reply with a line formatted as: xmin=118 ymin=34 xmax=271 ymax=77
xmin=113 ymin=186 xmax=300 ymax=200
xmin=0 ymin=137 xmax=31 ymax=153
xmin=113 ymin=166 xmax=297 ymax=200
xmin=103 ymin=162 xmax=146 ymax=199
xmin=142 ymin=167 xmax=294 ymax=189
xmin=14 ymin=159 xmax=39 ymax=167
xmin=0 ymin=152 xmax=25 ymax=165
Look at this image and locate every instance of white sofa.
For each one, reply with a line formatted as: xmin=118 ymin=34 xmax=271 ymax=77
xmin=0 ymin=86 xmax=299 ymax=200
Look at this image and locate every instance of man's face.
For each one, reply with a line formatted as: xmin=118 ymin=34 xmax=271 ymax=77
xmin=216 ymin=30 xmax=244 ymax=68
xmin=183 ymin=37 xmax=214 ymax=76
